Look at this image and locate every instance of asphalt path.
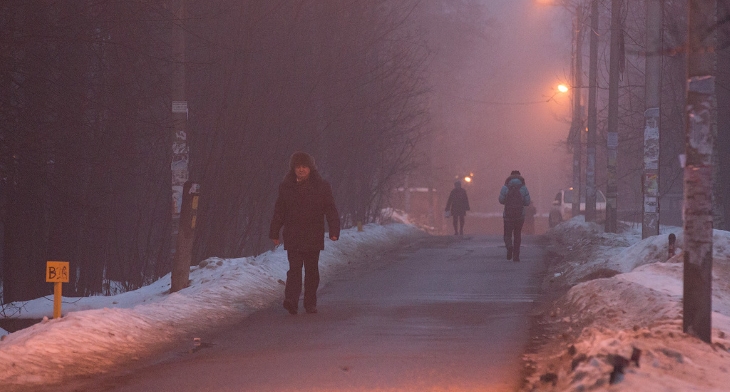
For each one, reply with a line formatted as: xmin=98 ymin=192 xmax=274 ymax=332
xmin=60 ymin=234 xmax=546 ymax=392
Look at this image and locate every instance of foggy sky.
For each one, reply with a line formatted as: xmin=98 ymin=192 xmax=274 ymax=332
xmin=433 ymin=0 xmax=573 ymax=214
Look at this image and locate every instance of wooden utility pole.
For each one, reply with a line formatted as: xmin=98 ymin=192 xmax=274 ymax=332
xmin=605 ymin=0 xmax=622 ymax=233
xmin=585 ymin=0 xmax=599 ymax=222
xmin=642 ymin=0 xmax=663 ymax=239
xmin=571 ymin=3 xmax=584 ymax=221
xmin=683 ymin=0 xmax=716 ymax=344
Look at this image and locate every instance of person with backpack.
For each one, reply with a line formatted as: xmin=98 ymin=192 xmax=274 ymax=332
xmin=445 ymin=180 xmax=470 ymax=235
xmin=498 ymin=170 xmax=531 ymax=261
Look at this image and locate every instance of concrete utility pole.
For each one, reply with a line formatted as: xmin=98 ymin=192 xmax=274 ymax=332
xmin=683 ymin=0 xmax=716 ymax=344
xmin=571 ymin=3 xmax=584 ymax=221
xmin=585 ymin=0 xmax=599 ymax=222
xmin=642 ymin=0 xmax=663 ymax=239
xmin=170 ymin=0 xmax=192 ymax=291
xmin=605 ymin=0 xmax=621 ymax=233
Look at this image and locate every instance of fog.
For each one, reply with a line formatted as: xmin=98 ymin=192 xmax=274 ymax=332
xmin=428 ymin=0 xmax=573 ymax=214
xmin=0 ymin=0 xmax=581 ymax=301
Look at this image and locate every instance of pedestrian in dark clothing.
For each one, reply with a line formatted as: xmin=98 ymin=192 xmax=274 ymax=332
xmin=498 ymin=170 xmax=531 ymax=261
xmin=269 ymin=152 xmax=340 ymax=315
xmin=445 ymin=180 xmax=470 ymax=235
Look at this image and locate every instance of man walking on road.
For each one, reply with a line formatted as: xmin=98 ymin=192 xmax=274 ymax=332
xmin=498 ymin=170 xmax=531 ymax=261
xmin=269 ymin=152 xmax=340 ymax=315
xmin=445 ymin=180 xmax=470 ymax=235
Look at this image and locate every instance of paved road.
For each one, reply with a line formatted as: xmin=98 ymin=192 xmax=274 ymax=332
xmin=62 ymin=234 xmax=545 ymax=391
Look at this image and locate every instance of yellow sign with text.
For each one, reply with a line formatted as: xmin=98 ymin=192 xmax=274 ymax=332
xmin=46 ymin=261 xmax=69 ymax=283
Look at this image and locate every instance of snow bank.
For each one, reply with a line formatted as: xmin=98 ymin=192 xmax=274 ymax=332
xmin=0 ymin=223 xmax=424 ymax=390
xmin=524 ymin=217 xmax=730 ymax=391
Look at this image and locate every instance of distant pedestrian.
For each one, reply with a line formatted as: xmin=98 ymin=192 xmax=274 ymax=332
xmin=498 ymin=170 xmax=531 ymax=261
xmin=445 ymin=180 xmax=470 ymax=235
xmin=269 ymin=152 xmax=340 ymax=315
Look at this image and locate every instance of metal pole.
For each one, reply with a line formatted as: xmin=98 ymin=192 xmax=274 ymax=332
xmin=53 ymin=282 xmax=62 ymax=319
xmin=642 ymin=0 xmax=662 ymax=239
xmin=683 ymin=0 xmax=716 ymax=344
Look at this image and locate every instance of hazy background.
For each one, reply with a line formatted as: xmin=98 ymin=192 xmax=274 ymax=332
xmin=0 ymin=0 xmax=597 ymax=301
xmin=426 ymin=0 xmax=572 ymax=215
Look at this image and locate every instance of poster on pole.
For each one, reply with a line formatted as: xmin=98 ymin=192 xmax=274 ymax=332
xmin=644 ymin=173 xmax=659 ymax=197
xmin=644 ymin=129 xmax=659 ymax=170
xmin=172 ymin=101 xmax=188 ymax=113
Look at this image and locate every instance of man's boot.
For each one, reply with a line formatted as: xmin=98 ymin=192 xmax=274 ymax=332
xmin=506 ymin=246 xmax=513 ymax=260
xmin=283 ymin=299 xmax=298 ymax=315
xmin=513 ymin=248 xmax=520 ymax=262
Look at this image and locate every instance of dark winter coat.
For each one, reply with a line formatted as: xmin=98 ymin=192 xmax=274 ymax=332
xmin=498 ymin=175 xmax=531 ymax=219
xmin=445 ymin=187 xmax=470 ymax=216
xmin=269 ymin=170 xmax=341 ymax=251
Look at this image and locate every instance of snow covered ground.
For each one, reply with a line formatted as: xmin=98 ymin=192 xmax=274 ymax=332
xmin=4 ymin=213 xmax=730 ymax=391
xmin=0 ymin=221 xmax=425 ymax=391
xmin=523 ymin=217 xmax=730 ymax=391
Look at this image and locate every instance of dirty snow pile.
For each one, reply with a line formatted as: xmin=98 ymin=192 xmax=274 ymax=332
xmin=524 ymin=216 xmax=730 ymax=391
xmin=0 ymin=222 xmax=423 ymax=391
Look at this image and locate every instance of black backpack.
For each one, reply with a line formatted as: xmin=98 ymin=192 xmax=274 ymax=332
xmin=504 ymin=183 xmax=524 ymax=220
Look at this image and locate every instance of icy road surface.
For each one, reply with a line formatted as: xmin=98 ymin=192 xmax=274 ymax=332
xmin=57 ymin=234 xmax=545 ymax=392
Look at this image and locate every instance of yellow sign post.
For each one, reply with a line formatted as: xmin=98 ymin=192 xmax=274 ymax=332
xmin=46 ymin=261 xmax=69 ymax=319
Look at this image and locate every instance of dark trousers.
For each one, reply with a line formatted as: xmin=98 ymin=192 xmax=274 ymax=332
xmin=285 ymin=250 xmax=321 ymax=310
xmin=452 ymin=214 xmax=465 ymax=235
xmin=503 ymin=218 xmax=525 ymax=254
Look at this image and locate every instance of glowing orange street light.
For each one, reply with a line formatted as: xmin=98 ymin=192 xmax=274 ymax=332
xmin=546 ymin=84 xmax=570 ymax=103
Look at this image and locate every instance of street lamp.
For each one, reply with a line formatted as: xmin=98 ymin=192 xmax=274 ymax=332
xmin=546 ymin=83 xmax=570 ymax=102
xmin=455 ymin=172 xmax=474 ymax=184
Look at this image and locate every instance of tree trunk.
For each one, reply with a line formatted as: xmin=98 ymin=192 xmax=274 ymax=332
xmin=585 ymin=0 xmax=599 ymax=222
xmin=683 ymin=0 xmax=716 ymax=344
